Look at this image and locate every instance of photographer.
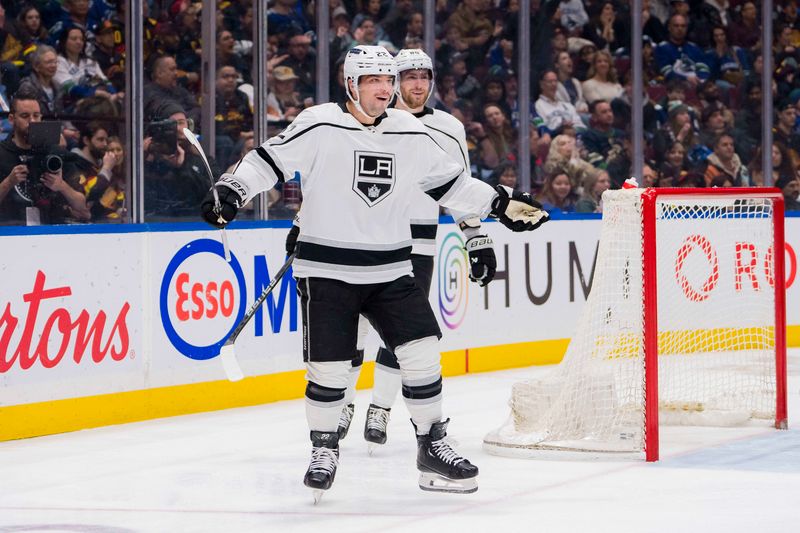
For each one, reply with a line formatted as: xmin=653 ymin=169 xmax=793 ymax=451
xmin=143 ymin=101 xmax=217 ymax=220
xmin=0 ymin=92 xmax=90 ymax=225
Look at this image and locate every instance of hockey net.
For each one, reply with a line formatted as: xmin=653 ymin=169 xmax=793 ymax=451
xmin=484 ymin=188 xmax=788 ymax=461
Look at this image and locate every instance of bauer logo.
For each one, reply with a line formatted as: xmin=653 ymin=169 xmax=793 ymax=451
xmin=160 ymin=239 xmax=247 ymax=360
xmin=437 ymin=232 xmax=469 ymax=329
xmin=353 ymin=151 xmax=395 ymax=206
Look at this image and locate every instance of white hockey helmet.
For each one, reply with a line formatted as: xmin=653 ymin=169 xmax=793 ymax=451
xmin=394 ymin=48 xmax=435 ymax=107
xmin=343 ymin=45 xmax=397 ymax=116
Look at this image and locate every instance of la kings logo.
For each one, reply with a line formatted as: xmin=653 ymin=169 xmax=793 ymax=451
xmin=353 ymin=151 xmax=395 ymax=207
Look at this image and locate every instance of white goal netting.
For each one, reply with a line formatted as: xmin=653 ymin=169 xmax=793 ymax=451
xmin=484 ymin=189 xmax=781 ymax=458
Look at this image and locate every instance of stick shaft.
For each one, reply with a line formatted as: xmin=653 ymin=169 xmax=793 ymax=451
xmin=223 ymin=253 xmax=295 ymax=347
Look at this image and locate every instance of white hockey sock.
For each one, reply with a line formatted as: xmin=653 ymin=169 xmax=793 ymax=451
xmin=372 ymin=362 xmax=401 ymax=409
xmin=305 ymin=361 xmax=351 ymax=433
xmin=394 ymin=336 xmax=443 ymax=435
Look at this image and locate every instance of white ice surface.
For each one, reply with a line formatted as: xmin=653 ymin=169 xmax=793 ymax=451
xmin=2 ymin=350 xmax=799 ymax=533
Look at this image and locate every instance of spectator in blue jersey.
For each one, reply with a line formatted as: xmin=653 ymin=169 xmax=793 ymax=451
xmin=654 ymin=13 xmax=710 ymax=88
xmin=47 ymin=0 xmax=111 ymax=46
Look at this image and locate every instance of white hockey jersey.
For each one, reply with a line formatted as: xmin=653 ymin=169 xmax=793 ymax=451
xmin=227 ymin=102 xmax=497 ymax=284
xmin=407 ymin=106 xmax=474 ymax=256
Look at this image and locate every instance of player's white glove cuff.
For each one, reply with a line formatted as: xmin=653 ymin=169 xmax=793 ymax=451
xmin=217 ymin=173 xmax=251 ymax=205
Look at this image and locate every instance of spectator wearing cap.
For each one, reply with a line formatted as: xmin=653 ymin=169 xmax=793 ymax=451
xmin=655 ymin=13 xmax=710 ymax=88
xmin=706 ymin=25 xmax=749 ymax=89
xmin=555 ymin=52 xmax=589 ymax=113
xmin=773 ymin=99 xmax=800 ymax=162
xmin=144 ymin=100 xmax=218 ymax=220
xmin=17 ymin=45 xmax=63 ymax=116
xmin=267 ymin=65 xmax=304 ymax=122
xmin=282 ymin=32 xmax=316 ymax=101
xmin=581 ymin=49 xmax=624 ymax=104
xmin=215 ymin=64 xmax=253 ymax=169
xmin=776 ymin=174 xmax=800 ymax=211
xmin=54 ymin=26 xmax=121 ymax=112
xmin=703 ymin=132 xmax=750 ymax=187
xmin=580 ymin=99 xmax=625 ymax=167
xmin=535 ymin=69 xmax=587 ymax=135
xmin=92 ymin=20 xmax=125 ymax=90
xmin=729 ymin=1 xmax=760 ymax=49
xmin=144 ymin=55 xmax=201 ymax=130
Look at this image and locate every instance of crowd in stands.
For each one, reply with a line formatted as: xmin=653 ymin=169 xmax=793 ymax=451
xmin=0 ymin=0 xmax=799 ymax=226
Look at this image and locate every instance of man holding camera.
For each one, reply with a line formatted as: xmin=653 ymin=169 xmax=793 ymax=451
xmin=144 ymin=101 xmax=217 ymax=220
xmin=0 ymin=92 xmax=90 ymax=225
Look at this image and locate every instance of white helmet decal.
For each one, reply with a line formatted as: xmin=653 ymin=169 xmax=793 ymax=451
xmin=343 ymin=45 xmax=397 ymax=116
xmin=394 ymin=48 xmax=435 ymax=108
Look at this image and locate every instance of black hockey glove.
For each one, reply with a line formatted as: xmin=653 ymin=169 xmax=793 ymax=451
xmin=285 ymin=220 xmax=300 ymax=255
xmin=490 ymin=185 xmax=549 ymax=232
xmin=464 ymin=234 xmax=496 ymax=286
xmin=201 ymin=185 xmax=242 ymax=229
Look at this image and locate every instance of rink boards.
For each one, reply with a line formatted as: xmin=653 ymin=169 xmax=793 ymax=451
xmin=1 ymin=215 xmax=798 ymax=441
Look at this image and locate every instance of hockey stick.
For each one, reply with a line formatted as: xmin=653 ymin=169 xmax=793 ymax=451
xmin=218 ymin=253 xmax=296 ymax=382
xmin=183 ymin=127 xmax=232 ymax=262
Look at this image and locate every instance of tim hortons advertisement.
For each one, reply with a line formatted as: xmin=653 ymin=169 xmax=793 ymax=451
xmin=0 ymin=233 xmax=145 ymax=405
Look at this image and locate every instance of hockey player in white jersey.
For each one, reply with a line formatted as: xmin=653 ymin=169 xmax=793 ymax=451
xmin=201 ymin=45 xmax=548 ymax=501
xmin=321 ymin=48 xmax=498 ymax=452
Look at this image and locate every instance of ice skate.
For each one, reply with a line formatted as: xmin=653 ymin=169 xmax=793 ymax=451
xmin=415 ymin=419 xmax=478 ymax=494
xmin=303 ymin=431 xmax=340 ymax=503
xmin=364 ymin=404 xmax=391 ymax=454
xmin=337 ymin=403 xmax=354 ymax=440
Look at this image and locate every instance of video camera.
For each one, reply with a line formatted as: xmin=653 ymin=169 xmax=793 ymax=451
xmin=146 ymin=118 xmax=178 ymax=156
xmin=20 ymin=122 xmax=63 ymax=195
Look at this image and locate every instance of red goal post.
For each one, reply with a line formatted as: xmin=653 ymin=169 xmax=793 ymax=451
xmin=484 ymin=187 xmax=788 ymax=462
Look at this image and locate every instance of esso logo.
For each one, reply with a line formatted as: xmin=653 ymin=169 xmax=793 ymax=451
xmin=160 ymin=239 xmax=247 ymax=360
xmin=437 ymin=232 xmax=469 ymax=329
